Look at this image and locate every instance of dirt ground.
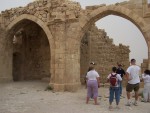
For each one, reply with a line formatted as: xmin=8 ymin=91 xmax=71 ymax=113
xmin=0 ymin=81 xmax=150 ymax=113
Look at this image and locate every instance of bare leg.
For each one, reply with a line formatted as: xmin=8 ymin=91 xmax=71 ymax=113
xmin=127 ymin=91 xmax=130 ymax=100
xmin=132 ymin=91 xmax=139 ymax=106
xmin=109 ymin=102 xmax=113 ymax=110
xmin=94 ymin=97 xmax=99 ymax=105
xmin=125 ymin=91 xmax=133 ymax=106
xmin=135 ymin=91 xmax=139 ymax=101
xmin=86 ymin=97 xmax=89 ymax=104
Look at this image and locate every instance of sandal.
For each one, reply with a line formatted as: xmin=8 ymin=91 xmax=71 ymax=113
xmin=94 ymin=103 xmax=100 ymax=105
xmin=109 ymin=106 xmax=113 ymax=111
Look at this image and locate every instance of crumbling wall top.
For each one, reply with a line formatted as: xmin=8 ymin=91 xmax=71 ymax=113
xmin=0 ymin=0 xmax=83 ymax=27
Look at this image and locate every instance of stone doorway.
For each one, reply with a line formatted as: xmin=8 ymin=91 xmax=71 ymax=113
xmin=11 ymin=19 xmax=51 ymax=81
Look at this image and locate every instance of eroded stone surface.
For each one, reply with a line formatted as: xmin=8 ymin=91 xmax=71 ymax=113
xmin=0 ymin=0 xmax=149 ymax=91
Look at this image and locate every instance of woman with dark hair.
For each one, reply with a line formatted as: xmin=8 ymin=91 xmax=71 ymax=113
xmin=107 ymin=67 xmax=122 ymax=110
xmin=86 ymin=62 xmax=100 ymax=105
xmin=142 ymin=69 xmax=150 ymax=102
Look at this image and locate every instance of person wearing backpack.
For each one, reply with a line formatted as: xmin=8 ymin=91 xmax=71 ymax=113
xmin=107 ymin=67 xmax=122 ymax=110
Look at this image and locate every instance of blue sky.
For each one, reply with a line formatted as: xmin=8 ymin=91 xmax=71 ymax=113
xmin=0 ymin=0 xmax=148 ymax=65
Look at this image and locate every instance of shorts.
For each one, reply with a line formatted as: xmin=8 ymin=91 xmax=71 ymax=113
xmin=126 ymin=83 xmax=140 ymax=92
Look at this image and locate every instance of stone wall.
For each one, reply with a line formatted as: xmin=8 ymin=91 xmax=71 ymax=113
xmin=141 ymin=59 xmax=149 ymax=73
xmin=0 ymin=27 xmax=12 ymax=82
xmin=0 ymin=0 xmax=149 ymax=91
xmin=80 ymin=25 xmax=130 ymax=83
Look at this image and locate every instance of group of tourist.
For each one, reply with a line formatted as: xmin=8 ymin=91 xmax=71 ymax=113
xmin=85 ymin=58 xmax=150 ymax=110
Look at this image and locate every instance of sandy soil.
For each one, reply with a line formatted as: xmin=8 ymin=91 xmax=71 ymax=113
xmin=0 ymin=81 xmax=150 ymax=113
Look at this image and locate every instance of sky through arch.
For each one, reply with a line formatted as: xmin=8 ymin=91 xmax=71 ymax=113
xmin=95 ymin=15 xmax=148 ymax=65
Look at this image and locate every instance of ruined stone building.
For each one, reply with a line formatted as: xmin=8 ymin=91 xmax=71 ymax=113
xmin=80 ymin=25 xmax=130 ymax=84
xmin=0 ymin=0 xmax=150 ymax=91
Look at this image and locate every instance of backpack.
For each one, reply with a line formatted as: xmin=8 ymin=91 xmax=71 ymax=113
xmin=109 ymin=73 xmax=118 ymax=86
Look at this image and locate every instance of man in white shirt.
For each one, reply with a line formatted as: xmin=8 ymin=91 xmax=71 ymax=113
xmin=125 ymin=59 xmax=141 ymax=106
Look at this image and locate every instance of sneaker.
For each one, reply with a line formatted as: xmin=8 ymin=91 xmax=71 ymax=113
xmin=89 ymin=98 xmax=94 ymax=101
xmin=94 ymin=103 xmax=100 ymax=105
xmin=133 ymin=102 xmax=138 ymax=106
xmin=120 ymin=95 xmax=125 ymax=98
xmin=120 ymin=95 xmax=125 ymax=99
xmin=125 ymin=102 xmax=132 ymax=106
xmin=141 ymin=99 xmax=147 ymax=103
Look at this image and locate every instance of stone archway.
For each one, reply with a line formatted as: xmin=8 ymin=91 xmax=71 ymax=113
xmin=6 ymin=14 xmax=55 ymax=83
xmin=78 ymin=5 xmax=150 ymax=67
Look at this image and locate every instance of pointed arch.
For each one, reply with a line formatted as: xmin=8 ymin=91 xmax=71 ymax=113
xmin=6 ymin=14 xmax=55 ymax=83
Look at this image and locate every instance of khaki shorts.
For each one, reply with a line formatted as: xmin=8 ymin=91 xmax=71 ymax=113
xmin=126 ymin=83 xmax=140 ymax=92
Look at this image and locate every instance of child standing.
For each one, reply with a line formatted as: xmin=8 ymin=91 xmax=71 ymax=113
xmin=107 ymin=67 xmax=122 ymax=110
xmin=142 ymin=69 xmax=150 ymax=102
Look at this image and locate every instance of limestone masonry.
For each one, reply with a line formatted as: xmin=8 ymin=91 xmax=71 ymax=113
xmin=80 ymin=25 xmax=130 ymax=84
xmin=0 ymin=0 xmax=150 ymax=91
